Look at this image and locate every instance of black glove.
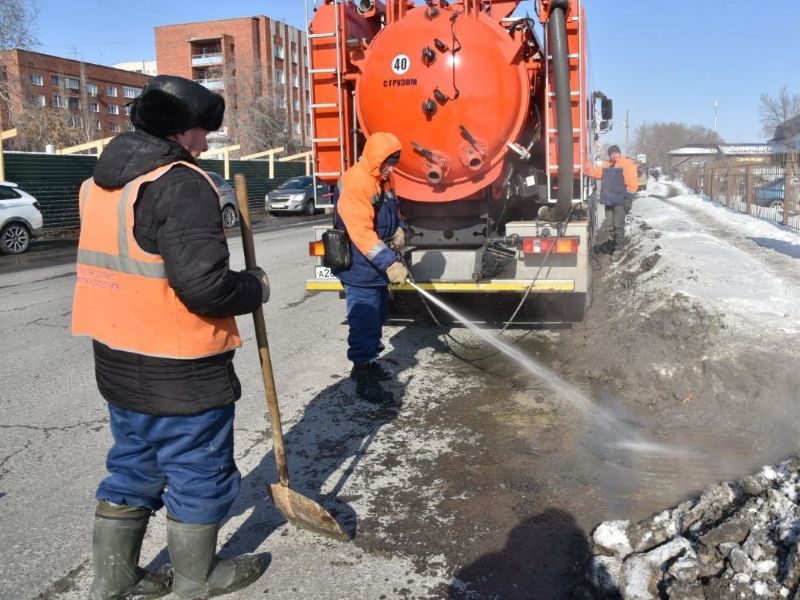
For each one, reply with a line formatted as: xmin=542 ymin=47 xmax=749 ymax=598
xmin=246 ymin=267 xmax=270 ymax=303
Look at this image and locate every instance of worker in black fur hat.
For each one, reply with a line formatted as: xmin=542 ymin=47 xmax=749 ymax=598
xmin=72 ymin=75 xmax=269 ymax=599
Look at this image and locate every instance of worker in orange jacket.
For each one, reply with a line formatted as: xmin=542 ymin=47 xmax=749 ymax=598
xmin=72 ymin=76 xmax=267 ymax=600
xmin=586 ymin=145 xmax=638 ymax=254
xmin=332 ymin=132 xmax=408 ymax=404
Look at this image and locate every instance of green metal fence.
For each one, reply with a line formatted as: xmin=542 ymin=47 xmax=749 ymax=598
xmin=4 ymin=152 xmax=306 ymax=229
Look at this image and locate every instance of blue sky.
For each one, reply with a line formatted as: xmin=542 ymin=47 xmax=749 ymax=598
xmin=34 ymin=0 xmax=800 ymax=146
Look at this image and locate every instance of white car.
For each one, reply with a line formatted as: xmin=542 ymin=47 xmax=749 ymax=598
xmin=0 ymin=181 xmax=43 ymax=254
xmin=205 ymin=171 xmax=238 ymax=229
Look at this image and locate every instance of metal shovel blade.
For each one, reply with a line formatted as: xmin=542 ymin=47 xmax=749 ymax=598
xmin=269 ymin=482 xmax=350 ymax=541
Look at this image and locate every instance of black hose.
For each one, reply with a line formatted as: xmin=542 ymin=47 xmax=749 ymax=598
xmin=547 ymin=4 xmax=574 ymax=222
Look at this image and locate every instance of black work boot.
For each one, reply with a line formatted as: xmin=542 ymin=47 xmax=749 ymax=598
xmin=166 ymin=518 xmax=265 ymax=599
xmin=88 ymin=502 xmax=172 ymax=600
xmin=350 ymin=362 xmax=395 ymax=404
xmin=350 ymin=360 xmax=393 ymax=382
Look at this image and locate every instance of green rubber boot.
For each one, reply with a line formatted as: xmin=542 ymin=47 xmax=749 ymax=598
xmin=88 ymin=502 xmax=172 ymax=600
xmin=166 ymin=517 xmax=265 ymax=599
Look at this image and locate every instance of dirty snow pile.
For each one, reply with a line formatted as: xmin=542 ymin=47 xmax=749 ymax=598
xmin=586 ymin=456 xmax=800 ymax=599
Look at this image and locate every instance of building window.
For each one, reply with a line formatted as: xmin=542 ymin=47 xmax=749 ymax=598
xmin=66 ymin=77 xmax=80 ymax=91
xmin=68 ymin=97 xmax=80 ymax=110
xmin=275 ymin=69 xmax=285 ymax=85
xmin=126 ymin=122 xmax=134 ymax=132
xmin=124 ymin=105 xmax=132 ymax=115
xmin=293 ymin=99 xmax=300 ymax=112
xmin=292 ymin=74 xmax=299 ymax=88
xmin=96 ymin=121 xmax=103 ymax=131
xmin=106 ymin=86 xmax=118 ymax=97
xmin=51 ymin=74 xmax=60 ymax=86
xmin=123 ymin=86 xmax=140 ymax=99
xmin=293 ymin=122 xmax=301 ymax=135
xmin=86 ymin=83 xmax=98 ymax=96
xmin=306 ymin=122 xmax=311 ymax=136
xmin=110 ymin=122 xmax=120 ymax=132
xmin=34 ymin=94 xmax=46 ymax=106
xmin=291 ymin=50 xmax=298 ymax=64
xmin=68 ymin=115 xmax=81 ymax=128
xmin=52 ymin=94 xmax=64 ymax=108
xmin=30 ymin=73 xmax=43 ymax=86
xmin=108 ymin=105 xmax=119 ymax=115
xmin=90 ymin=101 xmax=99 ymax=113
xmin=276 ymin=96 xmax=286 ymax=109
xmin=274 ymin=44 xmax=284 ymax=59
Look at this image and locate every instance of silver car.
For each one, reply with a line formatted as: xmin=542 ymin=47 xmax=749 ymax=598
xmin=266 ymin=176 xmax=330 ymax=216
xmin=205 ymin=171 xmax=238 ymax=229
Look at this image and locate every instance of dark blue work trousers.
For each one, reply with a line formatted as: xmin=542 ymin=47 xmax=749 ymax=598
xmin=96 ymin=403 xmax=240 ymax=525
xmin=344 ymin=283 xmax=388 ymax=364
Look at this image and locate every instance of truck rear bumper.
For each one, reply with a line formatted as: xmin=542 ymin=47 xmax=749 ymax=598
xmin=306 ymin=279 xmax=575 ymax=293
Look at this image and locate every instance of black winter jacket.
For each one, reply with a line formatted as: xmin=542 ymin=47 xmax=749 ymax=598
xmin=89 ymin=131 xmax=262 ymax=416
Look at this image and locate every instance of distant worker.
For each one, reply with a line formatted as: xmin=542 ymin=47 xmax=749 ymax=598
xmin=650 ymin=167 xmax=660 ymax=181
xmin=71 ymin=75 xmax=269 ymax=600
xmin=333 ymin=132 xmax=409 ymax=404
xmin=586 ymin=145 xmax=638 ymax=254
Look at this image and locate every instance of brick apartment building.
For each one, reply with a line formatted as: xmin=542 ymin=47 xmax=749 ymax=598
xmin=0 ymin=49 xmax=151 ymax=143
xmin=155 ymin=16 xmax=311 ymax=148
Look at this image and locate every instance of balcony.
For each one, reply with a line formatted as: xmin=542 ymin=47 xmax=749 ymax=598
xmin=194 ymin=78 xmax=224 ymax=91
xmin=191 ymin=52 xmax=223 ymax=67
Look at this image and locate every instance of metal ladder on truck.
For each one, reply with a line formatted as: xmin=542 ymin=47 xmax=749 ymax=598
xmin=305 ymin=0 xmax=347 ymax=209
xmin=544 ymin=4 xmax=584 ymax=205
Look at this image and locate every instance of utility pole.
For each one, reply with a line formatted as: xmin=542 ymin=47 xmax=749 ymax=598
xmin=624 ymin=110 xmax=629 ymax=153
xmin=713 ymin=97 xmax=719 ymax=133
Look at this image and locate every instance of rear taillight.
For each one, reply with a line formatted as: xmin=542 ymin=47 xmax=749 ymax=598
xmin=309 ymin=240 xmax=325 ymax=257
xmin=521 ymin=236 xmax=579 ymax=255
xmin=33 ymin=201 xmax=41 ymax=210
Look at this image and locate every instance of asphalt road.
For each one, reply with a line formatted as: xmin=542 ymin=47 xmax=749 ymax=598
xmin=0 ymin=212 xmax=677 ymax=600
xmin=0 ymin=212 xmax=330 ymax=275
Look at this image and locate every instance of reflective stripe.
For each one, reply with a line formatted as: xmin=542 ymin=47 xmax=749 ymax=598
xmin=365 ymin=240 xmax=388 ymax=260
xmin=117 ymin=183 xmax=134 ymax=257
xmin=79 ymin=179 xmax=92 ymax=221
xmin=77 ymin=248 xmax=166 ymax=278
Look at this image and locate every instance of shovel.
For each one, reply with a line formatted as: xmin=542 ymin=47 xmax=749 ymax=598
xmin=234 ymin=174 xmax=349 ymax=542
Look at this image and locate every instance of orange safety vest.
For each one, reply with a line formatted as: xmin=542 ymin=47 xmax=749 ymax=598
xmin=71 ymin=161 xmax=241 ymax=359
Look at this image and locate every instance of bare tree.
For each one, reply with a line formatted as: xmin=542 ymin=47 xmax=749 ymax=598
xmin=13 ymin=101 xmax=81 ymax=151
xmin=632 ymin=121 xmax=723 ymax=171
xmin=0 ymin=0 xmax=38 ymax=50
xmin=759 ymin=86 xmax=800 ymax=138
xmin=221 ymin=61 xmax=291 ymax=154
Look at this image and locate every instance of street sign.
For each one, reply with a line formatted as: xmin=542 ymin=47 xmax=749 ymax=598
xmin=637 ymin=153 xmax=647 ymax=163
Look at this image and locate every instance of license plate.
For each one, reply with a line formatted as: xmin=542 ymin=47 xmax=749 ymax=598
xmin=315 ymin=266 xmax=335 ymax=279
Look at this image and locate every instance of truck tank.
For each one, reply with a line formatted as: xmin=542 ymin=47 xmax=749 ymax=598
xmin=306 ymin=0 xmax=613 ymax=323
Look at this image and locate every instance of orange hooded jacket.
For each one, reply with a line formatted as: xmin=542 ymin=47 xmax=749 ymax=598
xmin=334 ymin=132 xmax=404 ymax=285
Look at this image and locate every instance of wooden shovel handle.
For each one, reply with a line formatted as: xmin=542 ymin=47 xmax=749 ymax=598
xmin=234 ymin=174 xmax=290 ymax=487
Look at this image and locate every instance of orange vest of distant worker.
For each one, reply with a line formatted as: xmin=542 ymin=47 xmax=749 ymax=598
xmin=71 ymin=161 xmax=241 ymax=359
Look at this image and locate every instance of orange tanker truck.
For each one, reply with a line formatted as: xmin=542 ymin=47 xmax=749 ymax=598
xmin=305 ymin=0 xmax=613 ymax=322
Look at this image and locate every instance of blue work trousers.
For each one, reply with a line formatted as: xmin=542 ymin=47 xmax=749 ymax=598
xmin=96 ymin=403 xmax=240 ymax=525
xmin=344 ymin=283 xmax=388 ymax=364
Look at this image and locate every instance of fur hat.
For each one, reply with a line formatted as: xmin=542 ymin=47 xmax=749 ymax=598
xmin=130 ymin=75 xmax=225 ymax=137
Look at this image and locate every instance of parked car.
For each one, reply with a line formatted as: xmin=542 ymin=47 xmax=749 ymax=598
xmin=205 ymin=171 xmax=238 ymax=229
xmin=0 ymin=181 xmax=43 ymax=255
xmin=753 ymin=177 xmax=790 ymax=211
xmin=266 ymin=176 xmax=330 ymax=216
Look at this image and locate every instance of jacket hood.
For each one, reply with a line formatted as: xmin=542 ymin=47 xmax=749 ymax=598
xmin=93 ymin=130 xmax=195 ymax=188
xmin=358 ymin=132 xmax=402 ymax=177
